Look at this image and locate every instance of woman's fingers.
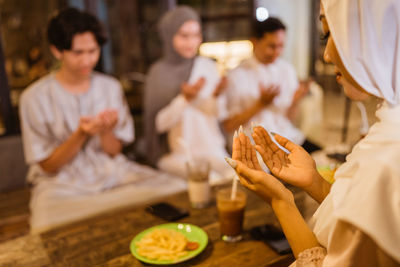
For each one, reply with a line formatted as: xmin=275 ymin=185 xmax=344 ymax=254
xmin=226 ymin=157 xmax=289 ymax=203
xmin=244 ymin=134 xmax=255 ymax=169
xmin=273 ymin=134 xmax=299 ymax=153
xmin=253 ymin=126 xmax=271 ymax=145
xmin=239 ymin=132 xmax=247 ymax=164
xmin=254 ymin=144 xmax=272 ymax=166
xmin=271 ymin=149 xmax=284 ymax=171
xmin=225 ymin=158 xmax=254 ymax=186
xmin=239 ymin=132 xmax=254 ymax=169
xmin=252 ymin=127 xmax=283 ymax=169
xmin=235 ymin=160 xmax=278 ymax=195
xmin=255 ymin=145 xmax=277 ymax=173
xmin=226 ymin=158 xmax=260 ymax=184
xmin=232 ymin=128 xmax=263 ymax=171
xmin=232 ymin=131 xmax=241 ymax=161
xmin=253 ymin=127 xmax=280 ymax=155
xmin=238 ymin=176 xmax=256 ymax=191
xmin=252 ymin=128 xmax=267 ymax=147
xmin=251 ymin=144 xmax=262 ymax=170
xmin=239 ymin=131 xmax=259 ymax=169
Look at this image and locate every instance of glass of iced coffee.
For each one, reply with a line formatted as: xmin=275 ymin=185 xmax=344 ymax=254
xmin=216 ymin=187 xmax=247 ymax=242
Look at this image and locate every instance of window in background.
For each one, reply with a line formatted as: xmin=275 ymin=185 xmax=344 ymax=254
xmin=199 ymin=40 xmax=253 ymax=74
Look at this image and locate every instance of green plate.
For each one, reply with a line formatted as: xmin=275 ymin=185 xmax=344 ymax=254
xmin=130 ymin=223 xmax=208 ymax=265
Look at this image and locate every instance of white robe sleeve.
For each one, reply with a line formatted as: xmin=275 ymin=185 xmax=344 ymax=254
xmin=225 ymin=70 xmax=247 ymax=118
xmin=188 ymin=57 xmax=228 ymax=120
xmin=289 ymin=221 xmax=399 ymax=267
xmin=193 ymin=94 xmax=228 ymax=121
xmin=112 ymin=83 xmax=135 ymax=144
xmin=19 ymin=92 xmax=57 ymax=165
xmin=155 ymin=94 xmax=189 ymax=133
xmin=192 ymin=96 xmax=218 ymax=117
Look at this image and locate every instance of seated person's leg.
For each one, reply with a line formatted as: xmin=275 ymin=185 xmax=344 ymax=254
xmin=30 ymin=173 xmax=187 ymax=234
xmin=157 ymin=153 xmax=187 ymax=179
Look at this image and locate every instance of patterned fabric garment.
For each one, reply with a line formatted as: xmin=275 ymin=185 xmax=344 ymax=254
xmin=20 ymin=72 xmax=139 ymax=193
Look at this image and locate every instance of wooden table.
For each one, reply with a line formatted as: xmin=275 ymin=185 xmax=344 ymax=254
xmin=0 ymin=185 xmax=305 ymax=266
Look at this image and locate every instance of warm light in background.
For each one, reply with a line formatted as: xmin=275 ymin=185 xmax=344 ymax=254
xmin=199 ymin=40 xmax=253 ymax=74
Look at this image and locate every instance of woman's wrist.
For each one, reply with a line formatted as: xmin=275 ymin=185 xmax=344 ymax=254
xmin=271 ymin=196 xmax=297 ymax=216
xmin=271 ymin=190 xmax=296 ymax=210
xmin=271 ymin=196 xmax=321 ymax=258
xmin=304 ymin=170 xmax=332 ymax=204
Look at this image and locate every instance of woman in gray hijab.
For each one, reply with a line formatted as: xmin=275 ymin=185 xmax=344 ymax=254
xmin=144 ymin=6 xmax=234 ymax=184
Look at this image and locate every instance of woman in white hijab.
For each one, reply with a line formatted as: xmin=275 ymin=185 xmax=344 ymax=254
xmin=225 ymin=0 xmax=400 ymax=265
xmin=144 ymin=6 xmax=234 ymax=184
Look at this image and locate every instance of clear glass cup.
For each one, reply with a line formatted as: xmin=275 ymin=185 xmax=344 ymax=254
xmin=186 ymin=160 xmax=211 ymax=209
xmin=216 ymin=187 xmax=247 ymax=242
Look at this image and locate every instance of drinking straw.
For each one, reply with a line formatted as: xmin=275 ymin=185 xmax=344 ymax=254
xmin=230 ymin=176 xmax=238 ymax=200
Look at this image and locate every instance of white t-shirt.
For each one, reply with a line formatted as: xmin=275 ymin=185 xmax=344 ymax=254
xmin=226 ymin=56 xmax=305 ymax=145
xmin=19 ymin=72 xmax=141 ymax=193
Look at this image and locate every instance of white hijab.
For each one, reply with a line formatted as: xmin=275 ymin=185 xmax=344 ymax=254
xmin=322 ymin=0 xmax=400 ymax=105
xmin=315 ymin=0 xmax=400 ymax=261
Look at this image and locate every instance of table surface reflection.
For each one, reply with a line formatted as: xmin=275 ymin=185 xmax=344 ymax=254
xmin=0 ymin=184 xmax=305 ymax=266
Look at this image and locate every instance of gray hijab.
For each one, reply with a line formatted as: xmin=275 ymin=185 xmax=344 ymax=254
xmin=144 ymin=6 xmax=200 ymax=166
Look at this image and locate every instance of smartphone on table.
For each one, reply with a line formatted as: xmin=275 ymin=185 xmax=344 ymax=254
xmin=145 ymin=202 xmax=189 ymax=221
xmin=250 ymin=224 xmax=292 ymax=255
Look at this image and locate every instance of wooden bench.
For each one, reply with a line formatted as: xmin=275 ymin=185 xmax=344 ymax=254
xmin=0 ymin=187 xmax=30 ymax=243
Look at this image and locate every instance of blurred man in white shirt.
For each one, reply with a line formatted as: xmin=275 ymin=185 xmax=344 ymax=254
xmin=224 ymin=17 xmax=320 ymax=153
